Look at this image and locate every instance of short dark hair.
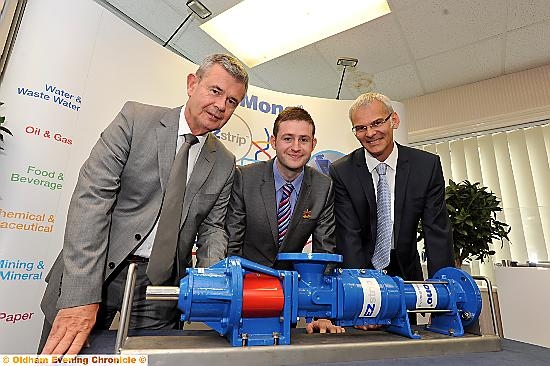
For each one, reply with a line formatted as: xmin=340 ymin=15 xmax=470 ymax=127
xmin=273 ymin=107 xmax=315 ymax=137
xmin=196 ymin=54 xmax=249 ymax=92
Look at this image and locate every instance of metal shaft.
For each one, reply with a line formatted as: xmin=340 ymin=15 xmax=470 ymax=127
xmin=404 ymin=280 xmax=449 ymax=285
xmin=146 ymin=286 xmax=180 ymax=301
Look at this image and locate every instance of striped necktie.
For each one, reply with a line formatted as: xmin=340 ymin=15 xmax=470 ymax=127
xmin=277 ymin=183 xmax=294 ymax=246
xmin=372 ymin=163 xmax=392 ymax=270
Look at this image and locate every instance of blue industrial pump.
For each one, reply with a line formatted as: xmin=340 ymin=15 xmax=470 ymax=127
xmin=147 ymin=253 xmax=482 ymax=347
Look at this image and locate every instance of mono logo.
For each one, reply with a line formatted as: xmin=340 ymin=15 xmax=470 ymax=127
xmin=412 ymin=283 xmax=437 ymax=308
xmin=239 ymin=94 xmax=286 ymax=115
xmin=424 ymin=284 xmax=434 ymax=305
xmin=213 ymin=113 xmax=252 ymax=161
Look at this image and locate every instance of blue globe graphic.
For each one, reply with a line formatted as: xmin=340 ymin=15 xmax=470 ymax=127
xmin=307 ymin=150 xmax=345 ymax=175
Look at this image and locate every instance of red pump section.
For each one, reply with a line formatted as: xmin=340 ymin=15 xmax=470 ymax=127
xmin=242 ymin=273 xmax=284 ymax=317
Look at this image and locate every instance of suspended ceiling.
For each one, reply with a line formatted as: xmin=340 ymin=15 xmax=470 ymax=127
xmin=96 ymin=0 xmax=550 ymax=102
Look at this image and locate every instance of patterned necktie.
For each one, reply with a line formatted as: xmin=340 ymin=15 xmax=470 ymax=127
xmin=147 ymin=133 xmax=199 ymax=285
xmin=372 ymin=163 xmax=392 ymax=270
xmin=277 ymin=183 xmax=294 ymax=246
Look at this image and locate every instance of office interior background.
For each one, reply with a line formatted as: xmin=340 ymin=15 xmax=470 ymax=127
xmin=94 ymin=0 xmax=550 ymax=280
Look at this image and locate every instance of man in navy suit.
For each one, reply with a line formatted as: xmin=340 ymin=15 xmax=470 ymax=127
xmin=329 ymin=92 xmax=454 ymax=282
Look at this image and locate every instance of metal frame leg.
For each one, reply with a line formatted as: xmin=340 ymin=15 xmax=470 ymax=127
xmin=472 ymin=275 xmax=500 ymax=337
xmin=115 ymin=262 xmax=138 ymax=354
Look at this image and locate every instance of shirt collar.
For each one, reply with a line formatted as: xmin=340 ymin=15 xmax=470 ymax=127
xmin=365 ymin=142 xmax=398 ymax=173
xmin=273 ymin=158 xmax=304 ymax=192
xmin=178 ymin=106 xmax=207 ymax=144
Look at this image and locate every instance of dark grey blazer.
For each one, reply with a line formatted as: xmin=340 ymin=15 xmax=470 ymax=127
xmin=226 ymin=159 xmax=336 ymax=268
xmin=41 ymin=101 xmax=235 ymax=323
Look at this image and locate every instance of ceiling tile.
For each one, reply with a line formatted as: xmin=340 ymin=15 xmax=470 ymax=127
xmin=507 ymin=0 xmax=550 ymax=31
xmin=370 ymin=64 xmax=424 ymax=101
xmin=250 ymin=45 xmax=337 ymax=97
xmin=163 ymin=0 xmax=241 ymax=16
xmin=303 ymin=85 xmax=342 ymax=100
xmin=107 ymin=0 xmax=184 ymax=40
xmin=341 ymin=68 xmax=376 ymax=96
xmin=396 ymin=0 xmax=507 ymax=59
xmin=505 ymin=19 xmax=550 ymax=73
xmin=161 ymin=0 xmax=189 ymax=15
xmin=245 ymin=67 xmax=276 ymax=91
xmin=315 ymin=13 xmax=411 ymax=75
xmin=337 ymin=88 xmax=359 ymax=101
xmin=170 ymin=17 xmax=230 ymax=63
xmin=416 ymin=35 xmax=504 ymax=93
xmin=387 ymin=0 xmax=425 ymax=11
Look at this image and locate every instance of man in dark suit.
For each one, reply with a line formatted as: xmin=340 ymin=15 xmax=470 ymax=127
xmin=226 ymin=107 xmax=341 ymax=333
xmin=329 ymin=92 xmax=454 ymax=283
xmin=39 ymin=54 xmax=248 ymax=354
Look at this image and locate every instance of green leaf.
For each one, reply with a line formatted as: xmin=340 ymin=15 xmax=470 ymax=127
xmin=0 ymin=126 xmax=12 ymax=135
xmin=0 ymin=102 xmax=12 ymax=150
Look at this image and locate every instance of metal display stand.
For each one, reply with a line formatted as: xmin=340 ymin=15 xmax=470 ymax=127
xmin=119 ymin=329 xmax=501 ymax=365
xmin=114 ymin=263 xmax=501 ymax=365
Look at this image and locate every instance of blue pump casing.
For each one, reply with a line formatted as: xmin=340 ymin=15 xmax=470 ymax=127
xmin=178 ymin=253 xmax=482 ymax=346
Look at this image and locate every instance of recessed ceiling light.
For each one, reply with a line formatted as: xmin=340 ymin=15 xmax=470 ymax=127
xmin=200 ymin=0 xmax=391 ymax=68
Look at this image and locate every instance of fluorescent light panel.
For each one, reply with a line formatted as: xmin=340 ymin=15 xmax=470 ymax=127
xmin=200 ymin=0 xmax=391 ymax=68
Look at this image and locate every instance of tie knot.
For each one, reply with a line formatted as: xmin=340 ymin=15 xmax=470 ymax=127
xmin=184 ymin=133 xmax=199 ymax=146
xmin=376 ymin=163 xmax=387 ymax=175
xmin=283 ymin=183 xmax=294 ymax=195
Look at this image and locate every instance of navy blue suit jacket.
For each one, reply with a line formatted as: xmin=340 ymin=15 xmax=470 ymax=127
xmin=329 ymin=144 xmax=454 ymax=279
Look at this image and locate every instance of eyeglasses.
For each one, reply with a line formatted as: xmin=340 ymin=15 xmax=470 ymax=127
xmin=351 ymin=113 xmax=393 ymax=134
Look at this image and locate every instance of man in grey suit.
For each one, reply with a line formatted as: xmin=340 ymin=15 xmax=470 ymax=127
xmin=39 ymin=54 xmax=248 ymax=354
xmin=226 ymin=107 xmax=341 ymax=333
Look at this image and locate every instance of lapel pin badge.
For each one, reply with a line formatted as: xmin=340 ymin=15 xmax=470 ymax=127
xmin=302 ymin=209 xmax=312 ymax=219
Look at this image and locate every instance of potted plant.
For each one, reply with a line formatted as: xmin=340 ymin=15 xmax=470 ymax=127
xmin=0 ymin=102 xmax=12 ymax=150
xmin=418 ymin=180 xmax=511 ymax=267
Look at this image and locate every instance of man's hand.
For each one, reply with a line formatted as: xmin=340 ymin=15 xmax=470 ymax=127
xmin=305 ymin=318 xmax=345 ymax=334
xmin=41 ymin=303 xmax=99 ymax=355
xmin=354 ymin=324 xmax=383 ymax=331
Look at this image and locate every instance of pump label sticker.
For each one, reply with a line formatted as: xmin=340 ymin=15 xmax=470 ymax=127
xmin=358 ymin=277 xmax=382 ymax=317
xmin=413 ymin=283 xmax=437 ymax=308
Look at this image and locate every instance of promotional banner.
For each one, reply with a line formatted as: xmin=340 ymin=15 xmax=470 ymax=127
xmin=0 ymin=0 xmax=407 ymax=352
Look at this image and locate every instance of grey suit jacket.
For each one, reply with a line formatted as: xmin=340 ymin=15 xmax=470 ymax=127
xmin=226 ymin=159 xmax=335 ymax=268
xmin=41 ymin=101 xmax=235 ymax=323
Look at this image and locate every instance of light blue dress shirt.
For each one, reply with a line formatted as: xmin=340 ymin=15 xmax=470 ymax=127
xmin=273 ymin=158 xmax=304 ymax=217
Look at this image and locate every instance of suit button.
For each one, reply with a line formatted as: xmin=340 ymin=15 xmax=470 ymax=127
xmin=135 ymin=234 xmax=141 ymax=241
xmin=108 ymin=262 xmax=115 ymax=269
